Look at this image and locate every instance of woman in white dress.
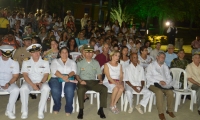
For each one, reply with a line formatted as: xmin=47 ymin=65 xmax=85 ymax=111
xmin=104 ymin=50 xmax=124 ymax=114
xmin=138 ymin=46 xmax=154 ymax=70
xmin=120 ymin=46 xmax=130 ymax=71
xmin=112 ymin=20 xmax=120 ymax=36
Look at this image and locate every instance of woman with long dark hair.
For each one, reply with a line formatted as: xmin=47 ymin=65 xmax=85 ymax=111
xmin=67 ymin=37 xmax=78 ymax=52
xmin=49 ymin=47 xmax=77 ymax=116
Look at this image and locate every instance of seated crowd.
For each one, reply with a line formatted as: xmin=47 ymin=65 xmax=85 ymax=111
xmin=0 ymin=8 xmax=200 ymax=120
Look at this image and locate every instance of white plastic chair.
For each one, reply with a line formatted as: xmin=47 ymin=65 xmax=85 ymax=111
xmin=170 ymin=68 xmax=196 ymax=112
xmin=50 ymin=82 xmax=75 ymax=113
xmin=0 ymin=88 xmax=16 ymax=114
xmin=20 ymin=78 xmax=47 ymax=112
xmin=70 ymin=52 xmax=81 ymax=61
xmin=76 ymin=90 xmax=100 ymax=112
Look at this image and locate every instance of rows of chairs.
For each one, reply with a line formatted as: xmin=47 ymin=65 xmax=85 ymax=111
xmin=0 ymin=52 xmax=197 ymax=114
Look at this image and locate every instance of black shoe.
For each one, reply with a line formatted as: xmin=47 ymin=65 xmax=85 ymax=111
xmin=198 ymin=110 xmax=200 ymax=115
xmin=97 ymin=109 xmax=106 ymax=119
xmin=84 ymin=96 xmax=89 ymax=103
xmin=77 ymin=110 xmax=83 ymax=119
xmin=29 ymin=94 xmax=37 ymax=99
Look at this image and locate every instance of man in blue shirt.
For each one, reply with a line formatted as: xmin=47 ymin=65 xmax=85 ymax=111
xmin=165 ymin=44 xmax=177 ymax=67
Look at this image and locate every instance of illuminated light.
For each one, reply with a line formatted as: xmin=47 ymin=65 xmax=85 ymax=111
xmin=166 ymin=21 xmax=170 ymax=26
xmin=147 ymin=30 xmax=149 ymax=35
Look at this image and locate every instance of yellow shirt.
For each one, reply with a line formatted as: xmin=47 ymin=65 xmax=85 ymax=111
xmin=185 ymin=62 xmax=200 ymax=86
xmin=0 ymin=17 xmax=9 ymax=28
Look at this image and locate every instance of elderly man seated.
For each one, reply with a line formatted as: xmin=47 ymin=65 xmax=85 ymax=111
xmin=165 ymin=44 xmax=177 ymax=67
xmin=124 ymin=53 xmax=151 ymax=114
xmin=0 ymin=45 xmax=20 ymax=119
xmin=191 ymin=36 xmax=200 ymax=55
xmin=20 ymin=44 xmax=50 ymax=119
xmin=185 ymin=52 xmax=200 ymax=115
xmin=146 ymin=52 xmax=175 ymax=120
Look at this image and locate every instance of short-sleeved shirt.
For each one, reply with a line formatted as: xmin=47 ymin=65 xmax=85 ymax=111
xmin=51 ymin=58 xmax=76 ymax=77
xmin=76 ymin=58 xmax=102 ymax=80
xmin=165 ymin=52 xmax=177 ymax=67
xmin=0 ymin=57 xmax=19 ymax=86
xmin=21 ymin=57 xmax=50 ymax=83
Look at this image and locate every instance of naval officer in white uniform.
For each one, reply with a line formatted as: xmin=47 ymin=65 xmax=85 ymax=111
xmin=0 ymin=45 xmax=20 ymax=119
xmin=20 ymin=44 xmax=50 ymax=119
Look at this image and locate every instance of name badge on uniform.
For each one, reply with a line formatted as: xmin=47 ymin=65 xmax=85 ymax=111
xmin=81 ymin=68 xmax=85 ymax=71
xmin=10 ymin=66 xmax=13 ymax=68
xmin=27 ymin=66 xmax=31 ymax=68
xmin=39 ymin=66 xmax=45 ymax=68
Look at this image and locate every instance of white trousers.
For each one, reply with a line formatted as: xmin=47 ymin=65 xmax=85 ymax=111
xmin=125 ymin=84 xmax=151 ymax=108
xmin=0 ymin=84 xmax=19 ymax=112
xmin=20 ymin=82 xmax=50 ymax=113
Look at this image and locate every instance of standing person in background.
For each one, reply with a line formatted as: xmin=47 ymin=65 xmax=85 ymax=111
xmin=64 ymin=10 xmax=75 ymax=29
xmin=129 ymin=24 xmax=137 ymax=38
xmin=81 ymin=13 xmax=89 ymax=29
xmin=167 ymin=22 xmax=178 ymax=45
xmin=144 ymin=40 xmax=152 ymax=54
xmin=120 ymin=46 xmax=130 ymax=70
xmin=138 ymin=22 xmax=146 ymax=44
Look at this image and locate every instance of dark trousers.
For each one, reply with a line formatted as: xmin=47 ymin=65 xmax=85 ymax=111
xmin=77 ymin=80 xmax=108 ymax=109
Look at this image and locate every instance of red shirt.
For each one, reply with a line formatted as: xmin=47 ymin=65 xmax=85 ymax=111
xmin=95 ymin=53 xmax=110 ymax=67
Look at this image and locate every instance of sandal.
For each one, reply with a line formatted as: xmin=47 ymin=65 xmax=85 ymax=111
xmin=110 ymin=106 xmax=118 ymax=114
xmin=114 ymin=105 xmax=120 ymax=114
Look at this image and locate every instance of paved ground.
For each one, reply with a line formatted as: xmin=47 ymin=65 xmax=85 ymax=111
xmin=0 ymin=93 xmax=199 ymax=120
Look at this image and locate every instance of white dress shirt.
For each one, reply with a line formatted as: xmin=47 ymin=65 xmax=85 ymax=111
xmin=124 ymin=63 xmax=145 ymax=86
xmin=51 ymin=58 xmax=77 ymax=77
xmin=146 ymin=61 xmax=172 ymax=88
xmin=0 ymin=57 xmax=19 ymax=86
xmin=21 ymin=57 xmax=50 ymax=83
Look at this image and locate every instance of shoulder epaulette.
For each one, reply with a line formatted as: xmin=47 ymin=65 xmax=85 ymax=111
xmin=23 ymin=57 xmax=30 ymax=61
xmin=42 ymin=57 xmax=48 ymax=61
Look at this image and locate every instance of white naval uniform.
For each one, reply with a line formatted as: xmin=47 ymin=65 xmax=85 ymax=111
xmin=124 ymin=63 xmax=151 ymax=108
xmin=0 ymin=56 xmax=20 ymax=112
xmin=20 ymin=57 xmax=50 ymax=113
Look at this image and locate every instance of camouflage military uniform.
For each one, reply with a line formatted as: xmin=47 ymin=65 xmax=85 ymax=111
xmin=170 ymin=58 xmax=188 ymax=88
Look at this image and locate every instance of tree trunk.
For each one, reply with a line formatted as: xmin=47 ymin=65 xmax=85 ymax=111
xmin=158 ymin=13 xmax=164 ymax=34
xmin=189 ymin=17 xmax=193 ymax=33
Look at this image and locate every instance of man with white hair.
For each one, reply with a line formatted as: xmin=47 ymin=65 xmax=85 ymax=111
xmin=165 ymin=44 xmax=177 ymax=67
xmin=185 ymin=52 xmax=200 ymax=115
xmin=146 ymin=52 xmax=175 ymax=120
xmin=0 ymin=45 xmax=20 ymax=119
xmin=20 ymin=44 xmax=50 ymax=119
